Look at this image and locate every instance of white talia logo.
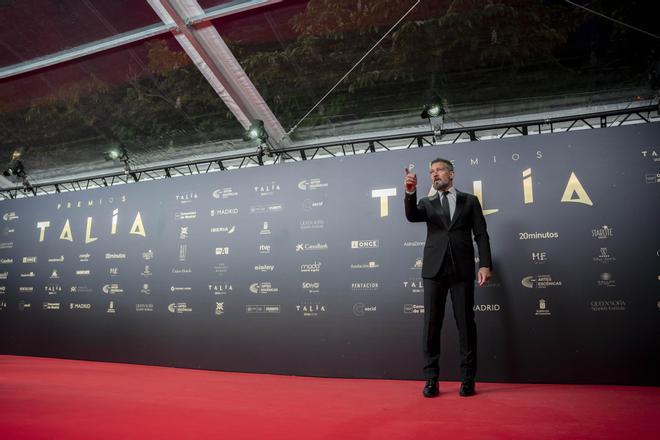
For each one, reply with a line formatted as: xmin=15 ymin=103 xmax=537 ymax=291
xmin=175 ymin=192 xmax=198 ymax=203
xmin=209 ymin=284 xmax=233 ymax=294
xmin=44 ymin=285 xmax=62 ymax=294
xmin=296 ymin=303 xmax=326 ymax=315
xmin=254 ymin=182 xmax=280 ymax=195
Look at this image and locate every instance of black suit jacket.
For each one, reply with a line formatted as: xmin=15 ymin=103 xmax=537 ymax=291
xmin=405 ymin=189 xmax=492 ymax=280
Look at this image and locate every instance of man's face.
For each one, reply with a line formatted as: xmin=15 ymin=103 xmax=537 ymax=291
xmin=430 ymin=161 xmax=454 ymax=191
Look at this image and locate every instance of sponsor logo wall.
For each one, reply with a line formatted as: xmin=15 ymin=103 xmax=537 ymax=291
xmin=0 ymin=123 xmax=657 ymax=385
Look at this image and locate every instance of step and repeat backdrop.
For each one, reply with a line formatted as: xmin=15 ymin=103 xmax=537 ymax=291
xmin=0 ymin=123 xmax=658 ymax=384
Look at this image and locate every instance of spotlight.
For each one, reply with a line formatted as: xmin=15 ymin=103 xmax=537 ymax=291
xmin=421 ymin=101 xmax=446 ymax=137
xmin=2 ymin=150 xmax=35 ymax=194
xmin=243 ymin=119 xmax=268 ymax=142
xmin=106 ymin=149 xmax=120 ymax=160
xmin=103 ymin=145 xmax=128 ymax=162
xmin=2 ymin=160 xmax=25 ymax=178
xmin=421 ymin=103 xmax=445 ymax=119
xmin=3 ymin=149 xmax=26 ymax=179
xmin=102 ymin=145 xmax=137 ymax=182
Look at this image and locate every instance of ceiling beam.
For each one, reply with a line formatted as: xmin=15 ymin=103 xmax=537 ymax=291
xmin=187 ymin=0 xmax=282 ymax=25
xmin=0 ymin=24 xmax=172 ymax=80
xmin=0 ymin=0 xmax=281 ymax=80
xmin=147 ymin=0 xmax=290 ymax=146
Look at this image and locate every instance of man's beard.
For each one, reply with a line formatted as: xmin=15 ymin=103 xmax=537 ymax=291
xmin=433 ymin=180 xmax=449 ymax=191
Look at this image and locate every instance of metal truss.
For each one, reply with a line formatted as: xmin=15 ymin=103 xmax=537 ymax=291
xmin=1 ymin=104 xmax=657 ymax=200
xmin=273 ymin=103 xmax=660 ymax=160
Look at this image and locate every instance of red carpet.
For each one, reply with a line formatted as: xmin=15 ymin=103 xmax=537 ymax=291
xmin=0 ymin=356 xmax=658 ymax=439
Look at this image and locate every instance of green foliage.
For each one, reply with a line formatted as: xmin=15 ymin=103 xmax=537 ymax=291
xmin=232 ymin=0 xmax=588 ymax=132
xmin=0 ymin=0 xmax=656 ymax=166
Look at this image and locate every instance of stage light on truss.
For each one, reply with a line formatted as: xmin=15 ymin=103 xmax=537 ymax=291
xmin=421 ymin=101 xmax=446 ymax=137
xmin=2 ymin=160 xmax=25 ymax=178
xmin=103 ymin=145 xmax=128 ymax=162
xmin=421 ymin=103 xmax=444 ymax=119
xmin=106 ymin=149 xmax=120 ymax=160
xmin=3 ymin=149 xmax=26 ymax=179
xmin=243 ymin=119 xmax=268 ymax=142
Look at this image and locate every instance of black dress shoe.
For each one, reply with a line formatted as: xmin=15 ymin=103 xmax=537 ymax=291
xmin=423 ymin=379 xmax=439 ymax=398
xmin=459 ymin=380 xmax=476 ymax=397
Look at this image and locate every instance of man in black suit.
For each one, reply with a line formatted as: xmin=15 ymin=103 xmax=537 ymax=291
xmin=404 ymin=158 xmax=492 ymax=397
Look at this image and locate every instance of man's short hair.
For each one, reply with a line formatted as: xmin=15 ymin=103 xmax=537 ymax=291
xmin=429 ymin=158 xmax=454 ymax=171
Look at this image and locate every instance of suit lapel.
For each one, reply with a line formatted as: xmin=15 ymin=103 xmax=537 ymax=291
xmin=451 ymin=191 xmax=467 ymax=228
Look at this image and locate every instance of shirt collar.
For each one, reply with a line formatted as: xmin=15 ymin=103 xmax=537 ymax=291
xmin=430 ymin=186 xmax=456 ymax=198
xmin=443 ymin=186 xmax=456 ymax=196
